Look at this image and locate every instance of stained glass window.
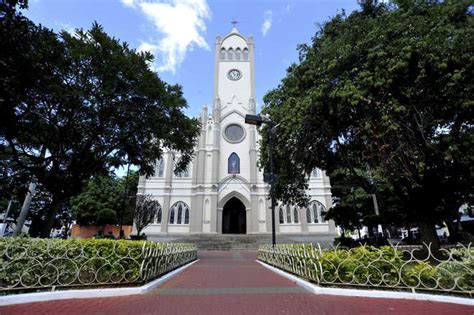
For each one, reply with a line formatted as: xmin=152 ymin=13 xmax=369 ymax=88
xmin=228 ymin=153 xmax=240 ymax=174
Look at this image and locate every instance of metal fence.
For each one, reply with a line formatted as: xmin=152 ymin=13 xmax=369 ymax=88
xmin=0 ymin=239 xmax=197 ymax=293
xmin=258 ymin=243 xmax=473 ymax=296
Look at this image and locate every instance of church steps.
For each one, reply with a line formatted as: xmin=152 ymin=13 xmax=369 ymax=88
xmin=147 ymin=234 xmax=336 ymax=250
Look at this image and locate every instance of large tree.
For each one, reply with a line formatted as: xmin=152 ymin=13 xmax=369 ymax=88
xmin=261 ymin=0 xmax=473 ymax=248
xmin=0 ymin=2 xmax=199 ymax=237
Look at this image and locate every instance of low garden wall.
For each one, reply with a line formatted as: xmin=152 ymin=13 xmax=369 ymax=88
xmin=258 ymin=243 xmax=473 ymax=297
xmin=70 ymin=224 xmax=133 ymax=239
xmin=0 ymin=237 xmax=197 ymax=294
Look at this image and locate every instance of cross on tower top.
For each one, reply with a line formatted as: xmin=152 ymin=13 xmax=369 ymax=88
xmin=231 ymin=19 xmax=238 ymax=27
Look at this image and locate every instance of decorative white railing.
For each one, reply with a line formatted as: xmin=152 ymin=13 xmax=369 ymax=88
xmin=258 ymin=243 xmax=473 ymax=296
xmin=0 ymin=238 xmax=197 ymax=294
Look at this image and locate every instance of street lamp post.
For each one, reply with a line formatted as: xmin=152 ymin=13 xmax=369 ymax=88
xmin=245 ymin=114 xmax=277 ymax=247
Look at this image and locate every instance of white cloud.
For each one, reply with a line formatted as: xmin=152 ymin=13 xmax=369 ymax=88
xmin=261 ymin=10 xmax=272 ymax=37
xmin=122 ymin=0 xmax=211 ymax=73
xmin=120 ymin=0 xmax=136 ymax=7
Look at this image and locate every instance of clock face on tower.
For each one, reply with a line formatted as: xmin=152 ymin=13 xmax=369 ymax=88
xmin=227 ymin=69 xmax=242 ymax=81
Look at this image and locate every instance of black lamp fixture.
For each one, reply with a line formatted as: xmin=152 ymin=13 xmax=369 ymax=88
xmin=245 ymin=114 xmax=277 ymax=247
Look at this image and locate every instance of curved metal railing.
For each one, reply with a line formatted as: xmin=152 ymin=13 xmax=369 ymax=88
xmin=0 ymin=238 xmax=197 ymax=293
xmin=258 ymin=243 xmax=473 ymax=296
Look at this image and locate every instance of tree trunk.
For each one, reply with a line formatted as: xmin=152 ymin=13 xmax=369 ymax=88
xmin=445 ymin=219 xmax=459 ymax=243
xmin=39 ymin=196 xmax=62 ymax=238
xmin=136 ymin=225 xmax=143 ymax=236
xmin=418 ymin=220 xmax=440 ymax=252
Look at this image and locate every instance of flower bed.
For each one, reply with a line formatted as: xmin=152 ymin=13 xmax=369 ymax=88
xmin=0 ymin=237 xmax=197 ymax=294
xmin=258 ymin=244 xmax=473 ymax=296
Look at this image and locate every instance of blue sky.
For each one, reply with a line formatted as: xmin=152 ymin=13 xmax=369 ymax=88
xmin=24 ymin=0 xmax=360 ymax=117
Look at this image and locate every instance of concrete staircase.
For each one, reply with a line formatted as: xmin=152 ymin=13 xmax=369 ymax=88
xmin=147 ymin=233 xmax=336 ymax=250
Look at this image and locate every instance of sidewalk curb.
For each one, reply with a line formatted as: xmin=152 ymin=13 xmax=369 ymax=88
xmin=0 ymin=259 xmax=199 ymax=306
xmin=257 ymin=260 xmax=474 ymax=306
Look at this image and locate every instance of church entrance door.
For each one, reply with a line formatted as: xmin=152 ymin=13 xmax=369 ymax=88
xmin=222 ymin=197 xmax=246 ymax=234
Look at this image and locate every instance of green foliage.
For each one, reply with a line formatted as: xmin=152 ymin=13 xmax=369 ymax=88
xmin=1 ymin=4 xmax=200 ymax=237
xmin=324 ymin=167 xmax=407 ymax=235
xmin=260 ymin=0 xmax=474 ymax=245
xmin=0 ymin=237 xmax=147 ymax=290
xmin=0 ymin=237 xmax=197 ymax=293
xmin=259 ymin=244 xmax=474 ymax=294
xmin=96 ymin=208 xmax=117 ymax=226
xmin=120 ymin=170 xmax=139 ymax=226
xmin=71 ymin=176 xmax=123 ymax=226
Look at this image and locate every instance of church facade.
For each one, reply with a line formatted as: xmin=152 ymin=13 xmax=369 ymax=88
xmin=138 ymin=27 xmax=336 ymax=236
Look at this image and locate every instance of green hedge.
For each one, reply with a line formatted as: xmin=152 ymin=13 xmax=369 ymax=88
xmin=0 ymin=237 xmax=196 ymax=293
xmin=258 ymin=244 xmax=474 ymax=295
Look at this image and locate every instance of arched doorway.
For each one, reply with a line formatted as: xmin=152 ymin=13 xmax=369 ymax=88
xmin=222 ymin=197 xmax=246 ymax=234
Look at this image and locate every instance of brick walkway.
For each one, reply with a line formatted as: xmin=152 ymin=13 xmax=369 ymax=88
xmin=1 ymin=251 xmax=473 ymax=315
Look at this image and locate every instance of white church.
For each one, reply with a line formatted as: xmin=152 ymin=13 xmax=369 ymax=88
xmin=138 ymin=26 xmax=336 ymax=237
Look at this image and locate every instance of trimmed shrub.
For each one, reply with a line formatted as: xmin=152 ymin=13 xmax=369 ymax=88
xmin=258 ymin=244 xmax=473 ymax=295
xmin=0 ymin=237 xmax=196 ymax=293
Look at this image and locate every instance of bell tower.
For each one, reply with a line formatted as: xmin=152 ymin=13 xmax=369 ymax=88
xmin=213 ymin=25 xmax=256 ymax=117
xmin=206 ymin=25 xmax=260 ymax=234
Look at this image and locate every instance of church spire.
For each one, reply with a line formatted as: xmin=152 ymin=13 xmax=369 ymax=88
xmin=230 ymin=19 xmax=239 ymax=34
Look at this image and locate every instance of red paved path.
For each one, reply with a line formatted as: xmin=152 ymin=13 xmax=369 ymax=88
xmin=1 ymin=251 xmax=473 ymax=315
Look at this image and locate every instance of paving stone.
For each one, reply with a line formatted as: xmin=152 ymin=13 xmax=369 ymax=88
xmin=1 ymin=250 xmax=472 ymax=315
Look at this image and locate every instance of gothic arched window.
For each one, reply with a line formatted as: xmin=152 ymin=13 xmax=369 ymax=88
xmin=286 ymin=205 xmax=291 ymax=224
xmin=227 ymin=48 xmax=234 ymax=61
xmin=235 ymin=48 xmax=241 ymax=61
xmin=278 ymin=204 xmax=300 ymax=224
xmin=184 ymin=208 xmax=189 ymax=224
xmin=220 ymin=48 xmax=226 ymax=60
xmin=156 ymin=205 xmax=162 ymax=224
xmin=294 ymin=207 xmax=299 ymax=223
xmin=169 ymin=208 xmax=175 ymax=224
xmin=243 ymin=48 xmax=249 ymax=61
xmin=228 ymin=153 xmax=240 ymax=174
xmin=177 ymin=203 xmax=183 ymax=223
xmin=169 ymin=202 xmax=190 ymax=224
xmin=156 ymin=158 xmax=165 ymax=177
xmin=307 ymin=201 xmax=326 ymax=223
